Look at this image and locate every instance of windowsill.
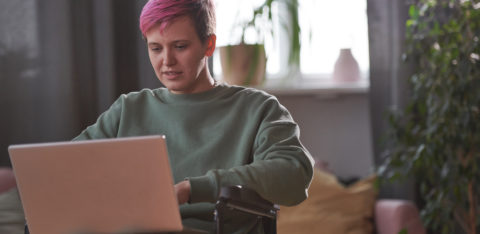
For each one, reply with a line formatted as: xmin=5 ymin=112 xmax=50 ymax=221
xmin=254 ymin=78 xmax=370 ymax=97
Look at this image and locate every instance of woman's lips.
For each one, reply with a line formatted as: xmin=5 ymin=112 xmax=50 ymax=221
xmin=162 ymin=71 xmax=182 ymax=80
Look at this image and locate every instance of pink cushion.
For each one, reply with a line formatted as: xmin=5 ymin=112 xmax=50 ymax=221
xmin=375 ymin=199 xmax=426 ymax=234
xmin=0 ymin=168 xmax=16 ymax=194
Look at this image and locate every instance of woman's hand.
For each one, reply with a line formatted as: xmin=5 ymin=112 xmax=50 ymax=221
xmin=174 ymin=180 xmax=191 ymax=205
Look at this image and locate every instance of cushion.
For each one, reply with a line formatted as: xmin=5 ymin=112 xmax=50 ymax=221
xmin=277 ymin=169 xmax=377 ymax=234
xmin=0 ymin=188 xmax=25 ymax=234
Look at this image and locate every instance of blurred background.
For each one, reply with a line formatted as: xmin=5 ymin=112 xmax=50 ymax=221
xmin=0 ymin=0 xmax=410 ymax=199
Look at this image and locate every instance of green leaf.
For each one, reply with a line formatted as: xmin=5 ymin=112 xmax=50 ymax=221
xmin=406 ymin=19 xmax=416 ymax=28
xmin=409 ymin=5 xmax=419 ymax=19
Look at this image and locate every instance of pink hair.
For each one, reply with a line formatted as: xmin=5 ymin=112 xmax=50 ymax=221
xmin=139 ymin=0 xmax=216 ymax=42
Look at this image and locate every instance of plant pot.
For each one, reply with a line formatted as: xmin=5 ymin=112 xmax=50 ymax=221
xmin=332 ymin=48 xmax=360 ymax=82
xmin=218 ymin=44 xmax=266 ymax=86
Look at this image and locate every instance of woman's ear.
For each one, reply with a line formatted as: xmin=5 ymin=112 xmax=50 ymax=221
xmin=205 ymin=34 xmax=216 ymax=57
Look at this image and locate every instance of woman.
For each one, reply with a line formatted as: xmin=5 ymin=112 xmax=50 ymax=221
xmin=74 ymin=0 xmax=314 ymax=233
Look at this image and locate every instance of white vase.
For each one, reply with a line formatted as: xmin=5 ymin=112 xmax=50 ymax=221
xmin=332 ymin=48 xmax=360 ymax=82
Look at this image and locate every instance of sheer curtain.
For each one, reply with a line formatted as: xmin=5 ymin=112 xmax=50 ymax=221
xmin=213 ymin=0 xmax=370 ymax=80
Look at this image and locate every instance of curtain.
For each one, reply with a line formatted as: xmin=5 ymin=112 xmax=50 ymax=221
xmin=367 ymin=0 xmax=416 ymax=200
xmin=0 ymin=0 xmax=157 ymax=166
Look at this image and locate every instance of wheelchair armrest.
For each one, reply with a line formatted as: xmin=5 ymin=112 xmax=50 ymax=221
xmin=215 ymin=186 xmax=279 ymax=234
xmin=216 ymin=185 xmax=279 ymax=219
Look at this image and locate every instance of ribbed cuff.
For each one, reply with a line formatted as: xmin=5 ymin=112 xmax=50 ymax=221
xmin=187 ymin=174 xmax=218 ymax=203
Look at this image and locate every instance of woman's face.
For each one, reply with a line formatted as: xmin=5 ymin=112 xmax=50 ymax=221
xmin=145 ymin=16 xmax=215 ymax=94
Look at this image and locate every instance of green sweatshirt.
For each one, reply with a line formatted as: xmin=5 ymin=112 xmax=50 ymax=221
xmin=74 ymin=84 xmax=314 ymax=233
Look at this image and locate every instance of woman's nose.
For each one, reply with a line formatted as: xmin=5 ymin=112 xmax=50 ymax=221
xmin=163 ymin=50 xmax=176 ymax=66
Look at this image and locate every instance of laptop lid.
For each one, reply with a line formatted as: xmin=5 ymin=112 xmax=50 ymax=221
xmin=9 ymin=135 xmax=183 ymax=234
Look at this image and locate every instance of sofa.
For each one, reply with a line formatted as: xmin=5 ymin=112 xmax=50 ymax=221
xmin=0 ymin=167 xmax=24 ymax=234
xmin=375 ymin=199 xmax=425 ymax=234
xmin=0 ymin=167 xmax=425 ymax=234
xmin=277 ymin=165 xmax=426 ymax=234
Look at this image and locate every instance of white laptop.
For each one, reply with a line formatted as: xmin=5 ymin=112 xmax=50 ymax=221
xmin=9 ymin=135 xmax=207 ymax=234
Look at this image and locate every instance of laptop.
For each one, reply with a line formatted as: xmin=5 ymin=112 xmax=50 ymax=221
xmin=9 ymin=135 xmax=207 ymax=234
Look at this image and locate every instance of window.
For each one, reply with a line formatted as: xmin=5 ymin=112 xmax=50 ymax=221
xmin=213 ymin=0 xmax=369 ymax=82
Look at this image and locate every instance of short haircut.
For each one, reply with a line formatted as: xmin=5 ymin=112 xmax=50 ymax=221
xmin=139 ymin=0 xmax=216 ymax=43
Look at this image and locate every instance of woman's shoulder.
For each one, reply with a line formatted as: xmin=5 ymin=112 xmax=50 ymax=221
xmin=223 ymin=83 xmax=276 ymax=101
xmin=218 ymin=84 xmax=286 ymax=115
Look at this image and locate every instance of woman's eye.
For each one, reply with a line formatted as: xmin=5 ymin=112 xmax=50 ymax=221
xmin=150 ymin=47 xmax=161 ymax=52
xmin=175 ymin=45 xmax=187 ymax=50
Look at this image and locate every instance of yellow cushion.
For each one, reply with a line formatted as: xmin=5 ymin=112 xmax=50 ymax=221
xmin=278 ymin=169 xmax=377 ymax=234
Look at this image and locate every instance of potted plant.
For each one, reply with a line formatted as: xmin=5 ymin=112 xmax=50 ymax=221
xmin=218 ymin=0 xmax=301 ymax=86
xmin=378 ymin=1 xmax=480 ymax=233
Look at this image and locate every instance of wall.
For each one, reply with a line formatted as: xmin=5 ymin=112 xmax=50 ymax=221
xmin=273 ymin=91 xmax=374 ymax=180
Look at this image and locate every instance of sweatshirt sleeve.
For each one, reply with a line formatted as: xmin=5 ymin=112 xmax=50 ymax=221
xmin=73 ymin=95 xmax=124 ymax=141
xmin=188 ymin=96 xmax=315 ymax=206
